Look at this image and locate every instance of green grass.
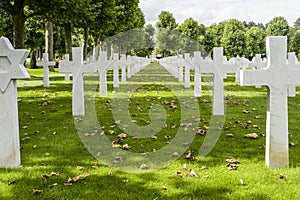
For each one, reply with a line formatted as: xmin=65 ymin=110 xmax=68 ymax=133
xmin=0 ymin=62 xmax=299 ymax=199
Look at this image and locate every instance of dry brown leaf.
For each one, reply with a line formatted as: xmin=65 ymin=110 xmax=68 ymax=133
xmin=183 ymin=163 xmax=187 ymax=170
xmin=161 ymin=186 xmax=168 ymax=190
xmin=123 ymin=144 xmax=131 ymax=150
xmin=164 ymin=135 xmax=171 ymax=140
xmin=244 ymin=133 xmax=259 ymax=139
xmin=226 ymin=157 xmax=239 ymax=164
xmin=189 ymin=169 xmax=199 ymax=177
xmin=8 ymin=180 xmax=16 ymax=185
xmin=108 ymin=172 xmax=113 ymax=176
xmin=279 ymin=174 xmax=286 ymax=179
xmin=254 ymin=115 xmax=263 ymax=119
xmin=240 ymin=179 xmax=246 ymax=185
xmin=227 ymin=133 xmax=234 ymax=137
xmin=118 ymin=133 xmax=127 ymax=139
xmin=200 ymin=166 xmax=208 ymax=170
xmin=175 ymin=171 xmax=182 ymax=177
xmin=203 ymin=175 xmax=209 ymax=179
xmin=32 ymin=190 xmax=43 ymax=195
xmin=140 ymin=164 xmax=149 ymax=170
xmin=243 ymin=110 xmax=250 ymax=114
xmin=150 ymin=135 xmax=157 ymax=140
xmin=76 ymin=166 xmax=84 ymax=171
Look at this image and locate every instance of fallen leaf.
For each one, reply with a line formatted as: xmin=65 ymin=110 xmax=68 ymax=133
xmin=172 ymin=152 xmax=179 ymax=158
xmin=227 ymin=133 xmax=234 ymax=137
xmin=123 ymin=179 xmax=129 ymax=183
xmin=161 ymin=186 xmax=168 ymax=190
xmin=254 ymin=115 xmax=263 ymax=119
xmin=64 ymin=183 xmax=72 ymax=186
xmin=8 ymin=180 xmax=16 ymax=185
xmin=32 ymin=190 xmax=43 ymax=195
xmin=203 ymin=175 xmax=209 ymax=179
xmin=253 ymin=125 xmax=260 ymax=129
xmin=140 ymin=164 xmax=149 ymax=170
xmin=115 ymin=120 xmax=121 ymax=125
xmin=189 ymin=169 xmax=199 ymax=177
xmin=42 ymin=172 xmax=59 ymax=179
xmin=289 ymin=142 xmax=297 ymax=147
xmin=227 ymin=164 xmax=239 ymax=170
xmin=185 ymin=151 xmax=194 ymax=161
xmin=175 ymin=171 xmax=182 ymax=177
xmin=240 ymin=179 xmax=246 ymax=185
xmin=118 ymin=133 xmax=127 ymax=139
xmin=92 ymin=164 xmax=98 ymax=169
xmin=150 ymin=135 xmax=157 ymax=140
xmin=123 ymin=144 xmax=131 ymax=150
xmin=243 ymin=110 xmax=250 ymax=114
xmin=244 ymin=133 xmax=259 ymax=139
xmin=49 ymin=183 xmax=58 ymax=187
xmin=76 ymin=166 xmax=84 ymax=171
xmin=226 ymin=157 xmax=239 ymax=164
xmin=164 ymin=135 xmax=171 ymax=140
xmin=183 ymin=163 xmax=187 ymax=170
xmin=279 ymin=174 xmax=286 ymax=179
xmin=108 ymin=172 xmax=113 ymax=176
xmin=200 ymin=166 xmax=208 ymax=170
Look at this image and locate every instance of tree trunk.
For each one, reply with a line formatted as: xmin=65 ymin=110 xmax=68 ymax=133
xmin=83 ymin=27 xmax=89 ymax=60
xmin=45 ymin=21 xmax=55 ymax=71
xmin=12 ymin=12 xmax=26 ymax=49
xmin=93 ymin=36 xmax=100 ymax=61
xmin=64 ymin=24 xmax=72 ymax=59
xmin=29 ymin=50 xmax=37 ymax=69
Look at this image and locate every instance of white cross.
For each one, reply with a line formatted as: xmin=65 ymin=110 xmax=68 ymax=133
xmin=59 ymin=48 xmax=96 ymax=115
xmin=183 ymin=53 xmax=192 ymax=89
xmin=37 ymin=53 xmax=55 ymax=87
xmin=240 ymin=36 xmax=300 ymax=168
xmin=95 ymin=51 xmax=118 ymax=96
xmin=194 ymin=48 xmax=237 ymax=115
xmin=59 ymin=54 xmax=71 ymax=82
xmin=0 ymin=37 xmax=30 ymax=168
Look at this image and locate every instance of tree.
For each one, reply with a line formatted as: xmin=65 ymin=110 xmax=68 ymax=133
xmin=221 ymin=19 xmax=246 ymax=58
xmin=294 ymin=17 xmax=300 ymax=30
xmin=156 ymin=11 xmax=178 ymax=57
xmin=144 ymin=24 xmax=155 ymax=57
xmin=0 ymin=0 xmax=31 ymax=48
xmin=0 ymin=11 xmax=13 ymax=41
xmin=245 ymin=27 xmax=266 ymax=58
xmin=266 ymin=16 xmax=290 ymax=36
xmin=290 ymin=30 xmax=300 ymax=59
xmin=203 ymin=22 xmax=225 ymax=56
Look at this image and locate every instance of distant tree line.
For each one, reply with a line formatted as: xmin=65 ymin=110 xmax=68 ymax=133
xmin=0 ymin=0 xmax=145 ymax=68
xmin=155 ymin=11 xmax=300 ymax=59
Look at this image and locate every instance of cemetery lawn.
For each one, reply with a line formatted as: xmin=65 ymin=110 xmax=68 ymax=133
xmin=0 ymin=62 xmax=299 ymax=200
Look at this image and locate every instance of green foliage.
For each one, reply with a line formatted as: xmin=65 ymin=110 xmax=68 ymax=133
xmin=203 ymin=23 xmax=225 ymax=56
xmin=266 ymin=16 xmax=290 ymax=36
xmin=221 ymin=19 xmax=246 ymax=58
xmin=156 ymin=11 xmax=178 ymax=30
xmin=155 ymin=11 xmax=179 ymax=57
xmin=290 ymin=30 xmax=300 ymax=58
xmin=294 ymin=17 xmax=300 ymax=30
xmin=245 ymin=27 xmax=266 ymax=58
xmin=0 ymin=10 xmax=13 ymax=40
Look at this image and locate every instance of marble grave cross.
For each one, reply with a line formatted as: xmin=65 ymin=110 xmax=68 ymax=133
xmin=240 ymin=36 xmax=300 ymax=168
xmin=0 ymin=37 xmax=30 ymax=168
xmin=37 ymin=53 xmax=55 ymax=87
xmin=59 ymin=54 xmax=71 ymax=82
xmin=59 ymin=48 xmax=96 ymax=115
xmin=194 ymin=48 xmax=237 ymax=115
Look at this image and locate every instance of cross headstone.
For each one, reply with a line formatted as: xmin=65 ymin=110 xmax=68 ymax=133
xmin=0 ymin=37 xmax=30 ymax=168
xmin=37 ymin=53 xmax=55 ymax=87
xmin=178 ymin=55 xmax=184 ymax=82
xmin=95 ymin=51 xmax=118 ymax=96
xmin=183 ymin=53 xmax=192 ymax=88
xmin=194 ymin=48 xmax=237 ymax=115
xmin=112 ymin=53 xmax=120 ymax=88
xmin=59 ymin=54 xmax=71 ymax=82
xmin=59 ymin=47 xmax=96 ymax=115
xmin=240 ymin=36 xmax=300 ymax=168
